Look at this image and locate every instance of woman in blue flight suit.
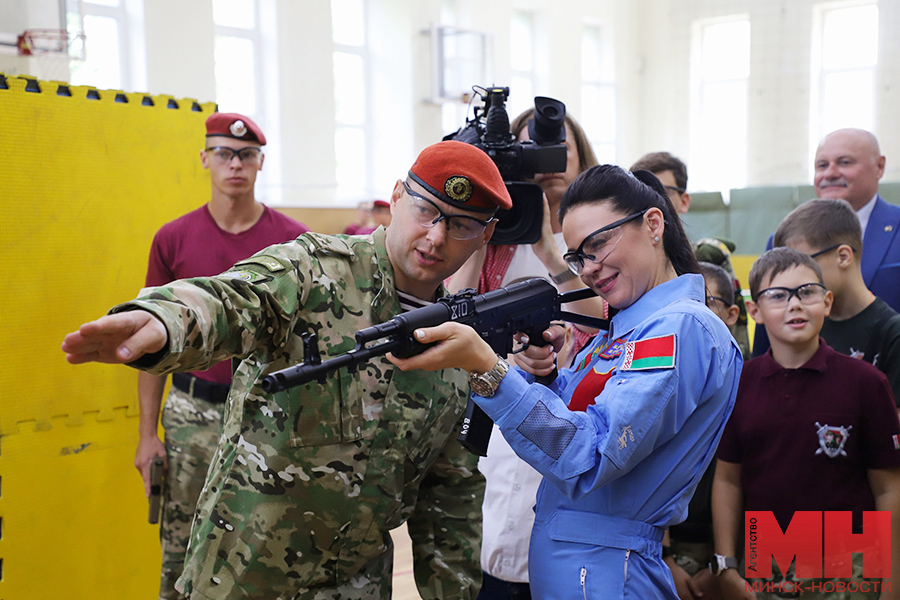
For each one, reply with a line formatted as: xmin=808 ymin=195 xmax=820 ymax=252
xmin=390 ymin=165 xmax=743 ymax=599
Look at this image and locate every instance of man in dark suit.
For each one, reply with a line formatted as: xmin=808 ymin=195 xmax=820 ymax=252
xmin=753 ymin=128 xmax=900 ymax=355
xmin=815 ymin=128 xmax=899 ymax=308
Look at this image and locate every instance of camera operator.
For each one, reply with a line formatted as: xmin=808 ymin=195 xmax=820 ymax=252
xmin=447 ymin=107 xmax=607 ymax=600
xmin=447 ymin=108 xmax=605 ymax=323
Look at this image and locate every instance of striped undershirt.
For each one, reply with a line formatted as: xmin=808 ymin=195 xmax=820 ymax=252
xmin=397 ymin=289 xmax=435 ymax=312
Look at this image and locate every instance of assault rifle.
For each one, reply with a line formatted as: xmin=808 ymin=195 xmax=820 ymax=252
xmin=260 ymin=277 xmax=607 ymax=456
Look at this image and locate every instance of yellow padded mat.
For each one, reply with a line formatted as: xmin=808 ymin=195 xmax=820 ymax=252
xmin=0 ymin=73 xmax=216 ymax=599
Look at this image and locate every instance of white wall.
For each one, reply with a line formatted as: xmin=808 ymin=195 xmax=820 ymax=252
xmin=143 ymin=0 xmax=216 ymax=102
xmin=2 ymin=0 xmax=899 ymax=206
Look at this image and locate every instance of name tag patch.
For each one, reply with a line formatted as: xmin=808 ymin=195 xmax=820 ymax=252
xmin=235 ymin=256 xmax=286 ymax=272
xmin=220 ymin=270 xmax=270 ymax=284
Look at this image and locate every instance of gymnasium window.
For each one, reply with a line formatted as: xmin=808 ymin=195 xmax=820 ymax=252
xmin=580 ymin=23 xmax=616 ymax=165
xmin=689 ymin=15 xmax=750 ymax=195
xmin=213 ymin=0 xmax=281 ymax=203
xmin=68 ymin=0 xmax=145 ymax=92
xmin=213 ymin=0 xmax=260 ymax=118
xmin=809 ymin=1 xmax=878 ymax=164
xmin=508 ymin=10 xmax=535 ymax=120
xmin=332 ymin=0 xmax=370 ymax=202
xmin=439 ymin=0 xmax=488 ymax=138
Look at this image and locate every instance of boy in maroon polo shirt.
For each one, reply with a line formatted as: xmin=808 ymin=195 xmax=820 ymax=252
xmin=712 ymin=247 xmax=900 ymax=599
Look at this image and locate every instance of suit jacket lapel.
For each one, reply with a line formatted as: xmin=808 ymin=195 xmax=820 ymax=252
xmin=862 ymin=196 xmax=900 ymax=285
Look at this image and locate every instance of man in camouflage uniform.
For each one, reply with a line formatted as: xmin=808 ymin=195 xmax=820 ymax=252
xmin=63 ymin=141 xmax=512 ymax=600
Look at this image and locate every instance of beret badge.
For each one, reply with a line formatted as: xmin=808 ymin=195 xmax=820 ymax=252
xmin=229 ymin=120 xmax=248 ymax=138
xmin=445 ymin=175 xmax=474 ymax=202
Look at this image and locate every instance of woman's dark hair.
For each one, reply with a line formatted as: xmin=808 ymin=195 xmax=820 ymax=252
xmin=559 ymin=164 xmax=700 ymax=276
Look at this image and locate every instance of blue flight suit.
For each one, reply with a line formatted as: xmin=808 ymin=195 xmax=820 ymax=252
xmin=474 ymin=274 xmax=743 ymax=599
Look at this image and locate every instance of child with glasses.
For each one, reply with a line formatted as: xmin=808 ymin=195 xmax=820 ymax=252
xmin=712 ymin=246 xmax=900 ymax=599
xmin=774 ymin=198 xmax=900 ymax=408
xmin=698 ymin=262 xmax=740 ymax=353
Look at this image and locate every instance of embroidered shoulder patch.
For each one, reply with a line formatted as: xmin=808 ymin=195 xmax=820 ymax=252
xmin=219 ymin=270 xmax=271 ymax=284
xmin=234 ymin=256 xmax=286 ymax=272
xmin=574 ymin=335 xmax=625 ymax=372
xmin=621 ymin=334 xmax=676 ymax=371
xmin=599 ymin=338 xmax=626 ymax=360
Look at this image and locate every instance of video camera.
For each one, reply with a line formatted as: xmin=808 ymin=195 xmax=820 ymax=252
xmin=443 ymin=86 xmax=568 ymax=245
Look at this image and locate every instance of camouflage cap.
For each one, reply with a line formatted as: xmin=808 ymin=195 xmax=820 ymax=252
xmin=206 ymin=112 xmax=266 ymax=145
xmin=408 ymin=141 xmax=513 ymax=214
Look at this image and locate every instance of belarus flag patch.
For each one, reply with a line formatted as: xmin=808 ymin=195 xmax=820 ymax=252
xmin=621 ymin=335 xmax=676 ymax=371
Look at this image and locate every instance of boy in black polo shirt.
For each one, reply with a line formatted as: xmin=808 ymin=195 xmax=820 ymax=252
xmin=774 ymin=198 xmax=900 ymax=408
xmin=712 ymin=247 xmax=900 ymax=599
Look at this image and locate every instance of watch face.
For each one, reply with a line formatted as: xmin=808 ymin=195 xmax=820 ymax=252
xmin=469 ymin=376 xmax=495 ymax=398
xmin=468 ymin=357 xmax=507 ymax=398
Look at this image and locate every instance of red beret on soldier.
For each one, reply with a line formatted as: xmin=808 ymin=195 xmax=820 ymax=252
xmin=409 ymin=141 xmax=512 ymax=213
xmin=205 ymin=112 xmax=267 ymax=146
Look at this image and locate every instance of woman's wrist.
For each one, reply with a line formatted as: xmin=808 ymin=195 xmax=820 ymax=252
xmin=470 ymin=348 xmax=501 ymax=374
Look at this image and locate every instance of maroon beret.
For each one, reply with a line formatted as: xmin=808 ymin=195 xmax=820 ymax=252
xmin=408 ymin=141 xmax=512 ymax=213
xmin=205 ymin=112 xmax=266 ymax=145
xmin=372 ymin=200 xmax=390 ymax=209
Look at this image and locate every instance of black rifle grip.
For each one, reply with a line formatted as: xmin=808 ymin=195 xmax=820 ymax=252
xmin=528 ymin=325 xmax=559 ymax=387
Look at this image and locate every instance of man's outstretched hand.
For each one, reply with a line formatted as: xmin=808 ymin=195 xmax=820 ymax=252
xmin=62 ymin=311 xmax=167 ymax=365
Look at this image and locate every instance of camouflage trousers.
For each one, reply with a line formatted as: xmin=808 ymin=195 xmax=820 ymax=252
xmin=670 ymin=539 xmax=713 ymax=576
xmin=159 ymin=384 xmax=225 ymax=600
xmin=746 ymin=554 xmax=883 ymax=600
xmin=186 ymin=538 xmax=396 ymax=600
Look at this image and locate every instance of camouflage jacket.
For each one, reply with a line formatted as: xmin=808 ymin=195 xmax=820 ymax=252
xmin=114 ymin=227 xmax=484 ymax=599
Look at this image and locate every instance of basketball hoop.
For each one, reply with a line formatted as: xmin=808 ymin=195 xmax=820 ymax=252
xmin=17 ymin=29 xmax=84 ymax=58
xmin=15 ymin=28 xmax=85 ymax=84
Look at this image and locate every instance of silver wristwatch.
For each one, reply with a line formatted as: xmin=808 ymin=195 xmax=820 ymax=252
xmin=468 ymin=356 xmax=510 ymax=397
xmin=710 ymin=554 xmax=738 ymax=576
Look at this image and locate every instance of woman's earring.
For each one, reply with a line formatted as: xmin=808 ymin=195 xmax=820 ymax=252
xmin=653 ymin=235 xmax=660 ymax=243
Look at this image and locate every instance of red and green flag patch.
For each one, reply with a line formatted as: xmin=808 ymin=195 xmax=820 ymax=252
xmin=621 ymin=334 xmax=676 ymax=371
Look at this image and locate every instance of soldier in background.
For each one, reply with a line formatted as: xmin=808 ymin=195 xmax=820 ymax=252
xmin=343 ymin=200 xmax=374 ymax=234
xmin=134 ymin=112 xmax=308 ymax=599
xmin=63 ymin=140 xmax=511 ymax=600
xmin=371 ymin=199 xmax=393 ymax=229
